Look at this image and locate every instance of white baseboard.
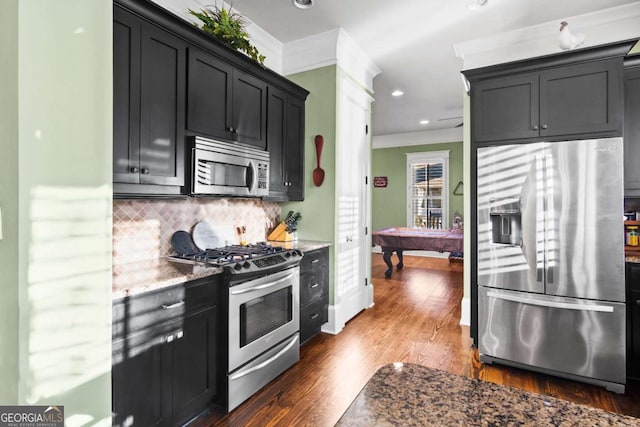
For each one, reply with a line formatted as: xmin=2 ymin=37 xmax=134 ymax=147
xmin=371 ymin=245 xmax=449 ymax=259
xmin=321 ymin=304 xmax=345 ymax=335
xmin=459 ymin=297 xmax=471 ymax=326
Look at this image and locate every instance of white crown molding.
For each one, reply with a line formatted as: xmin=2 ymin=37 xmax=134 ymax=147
xmin=454 ymin=2 xmax=640 ymax=70
xmin=372 ymin=127 xmax=463 ymax=149
xmin=282 ymin=28 xmax=380 ymax=92
xmin=282 ymin=28 xmax=342 ymax=76
xmin=335 ymin=29 xmax=381 ymax=93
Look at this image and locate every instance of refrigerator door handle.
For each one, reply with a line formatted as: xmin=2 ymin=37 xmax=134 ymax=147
xmin=486 ymin=291 xmax=614 ymax=313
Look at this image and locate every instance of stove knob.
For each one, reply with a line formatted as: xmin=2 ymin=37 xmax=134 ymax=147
xmin=234 ymin=263 xmax=243 ymax=271
xmin=285 ymin=251 xmax=291 ymax=258
xmin=243 ymin=261 xmax=251 ymax=269
xmin=291 ymin=251 xmax=298 ymax=257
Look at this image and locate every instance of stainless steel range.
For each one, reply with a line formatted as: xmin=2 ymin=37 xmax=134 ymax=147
xmin=169 ymin=242 xmax=302 ymax=412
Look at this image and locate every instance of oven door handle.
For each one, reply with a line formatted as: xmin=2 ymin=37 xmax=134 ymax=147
xmin=230 ymin=272 xmax=295 ymax=295
xmin=229 ymin=334 xmax=299 ymax=381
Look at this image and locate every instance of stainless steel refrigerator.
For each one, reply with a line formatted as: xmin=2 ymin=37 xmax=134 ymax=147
xmin=476 ymin=137 xmax=626 ymax=393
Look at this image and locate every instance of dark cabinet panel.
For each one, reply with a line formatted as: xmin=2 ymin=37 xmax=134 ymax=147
xmin=232 ymin=71 xmax=267 ymax=149
xmin=540 ymin=60 xmax=621 ymax=137
xmin=113 ymin=6 xmax=186 ymax=195
xmin=285 ymin=97 xmax=305 ymax=201
xmin=266 ymin=87 xmax=306 ymax=201
xmin=625 ymin=65 xmax=640 ymax=195
xmin=470 ymin=58 xmax=622 ymax=143
xmin=113 ymin=8 xmax=141 ymax=184
xmin=267 ymin=87 xmax=287 ymax=199
xmin=627 ymin=263 xmax=640 ymax=380
xmin=112 ymin=277 xmax=219 ymax=426
xmin=186 ymin=49 xmax=267 ymax=150
xmin=472 ymin=73 xmax=539 ymax=142
xmin=139 ymin=23 xmax=186 ymax=186
xmin=172 ymin=306 xmax=218 ymax=426
xmin=299 ymin=247 xmax=329 ymax=345
xmin=186 ymin=48 xmax=233 ymax=141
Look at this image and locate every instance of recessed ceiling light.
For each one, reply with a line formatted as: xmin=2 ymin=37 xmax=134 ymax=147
xmin=420 ymin=120 xmax=430 ymax=125
xmin=468 ymin=0 xmax=488 ymax=10
xmin=391 ymin=90 xmax=404 ymax=97
xmin=292 ymin=0 xmax=314 ymax=9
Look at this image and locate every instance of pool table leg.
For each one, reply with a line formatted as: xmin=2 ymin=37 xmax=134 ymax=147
xmin=382 ymin=250 xmax=394 ymax=278
xmin=381 ymin=248 xmax=404 ymax=278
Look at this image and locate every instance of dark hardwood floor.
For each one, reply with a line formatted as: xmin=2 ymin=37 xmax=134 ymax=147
xmin=196 ymin=254 xmax=640 ymax=426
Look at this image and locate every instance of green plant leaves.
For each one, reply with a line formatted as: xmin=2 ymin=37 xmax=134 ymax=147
xmin=188 ymin=6 xmax=266 ymax=66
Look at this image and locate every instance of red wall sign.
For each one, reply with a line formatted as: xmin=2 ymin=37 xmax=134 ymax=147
xmin=373 ymin=176 xmax=388 ymax=188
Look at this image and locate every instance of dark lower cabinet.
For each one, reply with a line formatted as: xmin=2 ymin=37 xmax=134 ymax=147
xmin=624 ymin=60 xmax=640 ymax=196
xmin=113 ymin=5 xmax=186 ymax=196
xmin=266 ymin=87 xmax=305 ymax=201
xmin=299 ymin=247 xmax=329 ymax=344
xmin=112 ymin=277 xmax=219 ymax=427
xmin=627 ymin=263 xmax=640 ymax=380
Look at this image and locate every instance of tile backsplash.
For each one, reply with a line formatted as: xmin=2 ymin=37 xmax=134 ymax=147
xmin=113 ymin=198 xmax=281 ymax=266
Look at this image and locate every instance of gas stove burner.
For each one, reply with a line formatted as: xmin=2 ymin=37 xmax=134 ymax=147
xmin=168 ymin=242 xmax=301 ymax=276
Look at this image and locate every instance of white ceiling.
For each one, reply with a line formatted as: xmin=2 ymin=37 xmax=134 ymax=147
xmin=192 ymin=0 xmax=638 ymax=136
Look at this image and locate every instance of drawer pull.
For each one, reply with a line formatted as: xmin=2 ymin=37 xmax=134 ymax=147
xmin=161 ymin=300 xmax=185 ymax=310
xmin=311 ymin=259 xmax=320 ymax=264
xmin=310 ymin=283 xmax=320 ymax=288
xmin=310 ymin=313 xmax=319 ymax=320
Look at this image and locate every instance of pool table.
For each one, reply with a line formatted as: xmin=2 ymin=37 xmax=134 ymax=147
xmin=372 ymin=227 xmax=464 ymax=277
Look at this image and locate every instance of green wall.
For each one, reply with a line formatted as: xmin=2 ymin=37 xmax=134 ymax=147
xmin=371 ymin=141 xmax=463 ymax=231
xmin=283 ymin=65 xmax=337 ymax=302
xmin=0 ymin=1 xmax=113 ymax=422
xmin=0 ymin=0 xmax=19 ymax=405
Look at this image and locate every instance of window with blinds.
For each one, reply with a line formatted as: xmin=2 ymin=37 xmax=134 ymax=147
xmin=406 ymin=151 xmax=449 ymax=229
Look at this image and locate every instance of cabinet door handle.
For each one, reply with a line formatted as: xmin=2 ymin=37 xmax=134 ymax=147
xmin=130 ymin=166 xmax=139 ymax=173
xmin=541 ymin=124 xmax=548 ymax=130
xmin=532 ymin=125 xmax=538 ymax=131
xmin=166 ymin=335 xmax=174 ymax=343
xmin=311 ymin=259 xmax=320 ymax=264
xmin=310 ymin=283 xmax=320 ymax=288
xmin=161 ymin=300 xmax=185 ymax=310
xmin=310 ymin=313 xmax=319 ymax=320
xmin=141 ymin=167 xmax=150 ymax=175
xmin=176 ymin=330 xmax=184 ymax=339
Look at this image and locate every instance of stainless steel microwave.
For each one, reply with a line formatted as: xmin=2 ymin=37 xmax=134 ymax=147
xmin=192 ymin=137 xmax=269 ymax=197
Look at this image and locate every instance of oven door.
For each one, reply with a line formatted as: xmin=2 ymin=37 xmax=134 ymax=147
xmin=228 ymin=266 xmax=299 ymax=372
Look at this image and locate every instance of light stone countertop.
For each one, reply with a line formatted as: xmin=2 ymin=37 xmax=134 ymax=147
xmin=268 ymin=240 xmax=331 ymax=252
xmin=112 ymin=257 xmax=222 ymax=300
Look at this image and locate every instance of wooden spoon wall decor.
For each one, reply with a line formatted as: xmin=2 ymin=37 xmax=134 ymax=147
xmin=313 ymin=135 xmax=325 ymax=186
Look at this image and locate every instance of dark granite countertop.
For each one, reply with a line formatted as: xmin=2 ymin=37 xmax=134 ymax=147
xmin=336 ymin=363 xmax=640 ymax=426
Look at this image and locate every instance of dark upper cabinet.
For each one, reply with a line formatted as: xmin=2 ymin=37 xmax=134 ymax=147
xmin=186 ymin=48 xmax=234 ymax=141
xmin=539 ymin=59 xmax=621 ymax=137
xmin=624 ymin=62 xmax=640 ymax=196
xmin=113 ymin=6 xmax=186 ymax=196
xmin=470 ymin=57 xmax=623 ymax=143
xmin=471 ymin=73 xmax=539 ymax=142
xmin=266 ymin=87 xmax=305 ymax=201
xmin=187 ymin=48 xmax=267 ymax=150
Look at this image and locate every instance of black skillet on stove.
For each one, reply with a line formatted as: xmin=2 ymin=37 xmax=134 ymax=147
xmin=171 ymin=230 xmax=201 ymax=256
